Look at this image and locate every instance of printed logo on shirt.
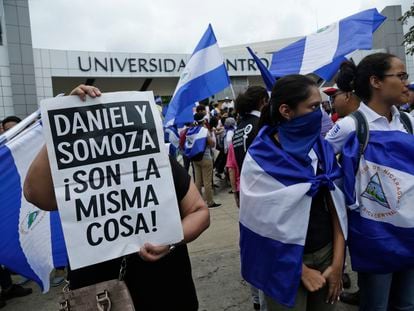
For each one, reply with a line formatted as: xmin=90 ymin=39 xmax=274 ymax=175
xmin=244 ymin=124 xmax=253 ymax=135
xmin=327 ymin=124 xmax=341 ymax=139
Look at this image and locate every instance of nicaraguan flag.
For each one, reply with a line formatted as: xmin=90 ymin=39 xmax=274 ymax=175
xmin=270 ymin=8 xmax=386 ymax=80
xmin=0 ymin=118 xmax=67 ymax=292
xmin=184 ymin=126 xmax=208 ymax=159
xmin=164 ymin=24 xmax=231 ymax=126
xmin=247 ymin=47 xmax=275 ymax=91
xmin=240 ymin=126 xmax=347 ymax=307
xmin=164 ymin=125 xmax=180 ymax=156
xmin=341 ymin=130 xmax=414 ymax=273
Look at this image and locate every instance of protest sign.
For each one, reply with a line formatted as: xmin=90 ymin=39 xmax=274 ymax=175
xmin=40 ymin=91 xmax=183 ymax=269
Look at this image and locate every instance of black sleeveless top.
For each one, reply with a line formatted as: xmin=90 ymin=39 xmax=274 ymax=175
xmin=68 ymin=157 xmax=198 ymax=311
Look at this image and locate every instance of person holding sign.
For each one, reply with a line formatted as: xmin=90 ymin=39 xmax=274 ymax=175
xmin=24 ymin=84 xmax=210 ymax=311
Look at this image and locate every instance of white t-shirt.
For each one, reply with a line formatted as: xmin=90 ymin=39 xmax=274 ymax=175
xmin=326 ymin=103 xmax=414 ymax=154
xmin=224 ymin=129 xmax=235 ymax=154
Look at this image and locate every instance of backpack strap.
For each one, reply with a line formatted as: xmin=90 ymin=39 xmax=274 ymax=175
xmin=399 ymin=112 xmax=413 ymax=134
xmin=350 ymin=110 xmax=370 ymax=165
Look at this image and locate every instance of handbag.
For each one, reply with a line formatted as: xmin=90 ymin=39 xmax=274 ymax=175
xmin=58 ymin=257 xmax=135 ymax=311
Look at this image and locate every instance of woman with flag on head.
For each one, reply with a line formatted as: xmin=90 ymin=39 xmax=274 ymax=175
xmin=326 ymin=53 xmax=414 ymax=311
xmin=239 ymin=74 xmax=347 ymax=310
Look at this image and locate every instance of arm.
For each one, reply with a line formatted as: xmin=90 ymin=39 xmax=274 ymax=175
xmin=24 ymin=146 xmax=57 ymax=211
xmin=325 ymin=117 xmax=355 ymax=154
xmin=206 ymin=130 xmax=216 ymax=148
xmin=139 ymin=181 xmax=210 ymax=261
xmin=24 ymin=85 xmax=102 ymax=210
xmin=322 ymin=192 xmax=345 ymax=304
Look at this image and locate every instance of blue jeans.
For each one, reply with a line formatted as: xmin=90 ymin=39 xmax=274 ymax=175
xmin=358 ymin=269 xmax=414 ymax=311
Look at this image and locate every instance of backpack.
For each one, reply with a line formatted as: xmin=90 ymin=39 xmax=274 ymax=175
xmin=350 ymin=110 xmax=413 ymax=168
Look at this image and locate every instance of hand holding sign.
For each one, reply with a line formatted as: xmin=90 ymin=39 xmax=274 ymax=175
xmin=69 ymin=84 xmax=101 ymax=101
xmin=139 ymin=243 xmax=171 ymax=262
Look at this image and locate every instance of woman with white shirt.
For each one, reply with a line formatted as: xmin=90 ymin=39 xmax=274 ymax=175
xmin=325 ymin=53 xmax=414 ymax=311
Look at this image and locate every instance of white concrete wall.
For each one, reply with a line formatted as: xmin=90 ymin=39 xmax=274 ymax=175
xmin=0 ymin=0 xmax=13 ymax=120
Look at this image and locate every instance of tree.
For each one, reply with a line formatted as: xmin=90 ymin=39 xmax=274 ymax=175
xmin=400 ymin=4 xmax=414 ymax=55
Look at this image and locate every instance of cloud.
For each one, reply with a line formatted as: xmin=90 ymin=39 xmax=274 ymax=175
xmin=28 ymin=0 xmax=412 ymax=53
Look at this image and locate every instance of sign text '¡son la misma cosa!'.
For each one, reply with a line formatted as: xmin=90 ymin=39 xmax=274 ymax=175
xmin=48 ymin=101 xmax=160 ymax=169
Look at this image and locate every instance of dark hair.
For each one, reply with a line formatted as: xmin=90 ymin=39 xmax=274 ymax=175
xmin=2 ymin=115 xmax=21 ymax=128
xmin=235 ymin=86 xmax=269 ymax=117
xmin=209 ymin=116 xmax=219 ymax=128
xmin=195 ymin=104 xmax=206 ymax=113
xmin=193 ymin=112 xmax=206 ymax=123
xmin=259 ymin=74 xmax=317 ymax=127
xmin=336 ymin=53 xmax=397 ymax=102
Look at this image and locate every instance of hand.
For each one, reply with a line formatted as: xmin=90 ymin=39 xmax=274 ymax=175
xmin=322 ymin=265 xmax=343 ymax=304
xmin=69 ymin=84 xmax=101 ymax=101
xmin=301 ymin=264 xmax=326 ymax=292
xmin=138 ymin=243 xmax=170 ymax=262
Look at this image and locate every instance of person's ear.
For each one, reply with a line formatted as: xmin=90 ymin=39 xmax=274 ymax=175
xmin=370 ymin=75 xmax=382 ymax=91
xmin=279 ymin=104 xmax=293 ymax=121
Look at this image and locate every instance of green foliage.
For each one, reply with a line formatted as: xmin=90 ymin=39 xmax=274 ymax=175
xmin=400 ymin=5 xmax=414 ymax=55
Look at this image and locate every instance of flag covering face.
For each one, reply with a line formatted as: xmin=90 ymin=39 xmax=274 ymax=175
xmin=184 ymin=126 xmax=208 ymax=159
xmin=0 ymin=120 xmax=67 ymax=292
xmin=239 ymin=126 xmax=347 ymax=307
xmin=164 ymin=24 xmax=231 ymax=126
xmin=270 ymin=8 xmax=386 ymax=80
xmin=341 ymin=130 xmax=414 ymax=273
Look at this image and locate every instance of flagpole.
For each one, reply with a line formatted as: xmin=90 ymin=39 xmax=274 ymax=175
xmin=319 ymin=80 xmax=327 ymax=88
xmin=229 ymin=83 xmax=236 ymax=99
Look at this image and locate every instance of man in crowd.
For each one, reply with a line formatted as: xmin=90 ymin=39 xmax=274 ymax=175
xmin=1 ymin=116 xmax=21 ymax=132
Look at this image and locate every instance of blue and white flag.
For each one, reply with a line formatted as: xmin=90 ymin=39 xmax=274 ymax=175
xmin=341 ymin=130 xmax=414 ymax=273
xmin=247 ymin=47 xmax=275 ymax=91
xmin=270 ymin=8 xmax=386 ymax=80
xmin=240 ymin=126 xmax=347 ymax=307
xmin=0 ymin=117 xmax=67 ymax=292
xmin=164 ymin=24 xmax=231 ymax=126
xmin=164 ymin=125 xmax=180 ymax=156
xmin=184 ymin=126 xmax=208 ymax=160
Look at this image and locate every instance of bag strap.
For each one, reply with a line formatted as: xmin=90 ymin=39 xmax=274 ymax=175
xmin=399 ymin=112 xmax=413 ymax=134
xmin=118 ymin=256 xmax=127 ymax=281
xmin=350 ymin=110 xmax=370 ymax=161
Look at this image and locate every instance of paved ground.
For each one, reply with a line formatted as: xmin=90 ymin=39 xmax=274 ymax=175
xmin=3 ymin=178 xmax=358 ymax=311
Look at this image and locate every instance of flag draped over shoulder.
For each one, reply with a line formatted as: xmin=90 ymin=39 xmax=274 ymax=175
xmin=164 ymin=24 xmax=231 ymax=126
xmin=239 ymin=126 xmax=347 ymax=307
xmin=0 ymin=118 xmax=67 ymax=292
xmin=184 ymin=126 xmax=208 ymax=159
xmin=270 ymin=8 xmax=386 ymax=80
xmin=341 ymin=130 xmax=414 ymax=273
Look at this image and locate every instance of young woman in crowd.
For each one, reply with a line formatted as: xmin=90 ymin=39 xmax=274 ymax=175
xmin=240 ymin=75 xmax=346 ymax=311
xmin=326 ymin=53 xmax=414 ymax=311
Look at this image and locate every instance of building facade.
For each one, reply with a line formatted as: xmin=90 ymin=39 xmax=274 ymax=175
xmin=0 ymin=1 xmax=411 ymax=120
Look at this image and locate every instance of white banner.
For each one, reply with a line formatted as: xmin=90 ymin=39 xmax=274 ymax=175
xmin=40 ymin=91 xmax=183 ymax=269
